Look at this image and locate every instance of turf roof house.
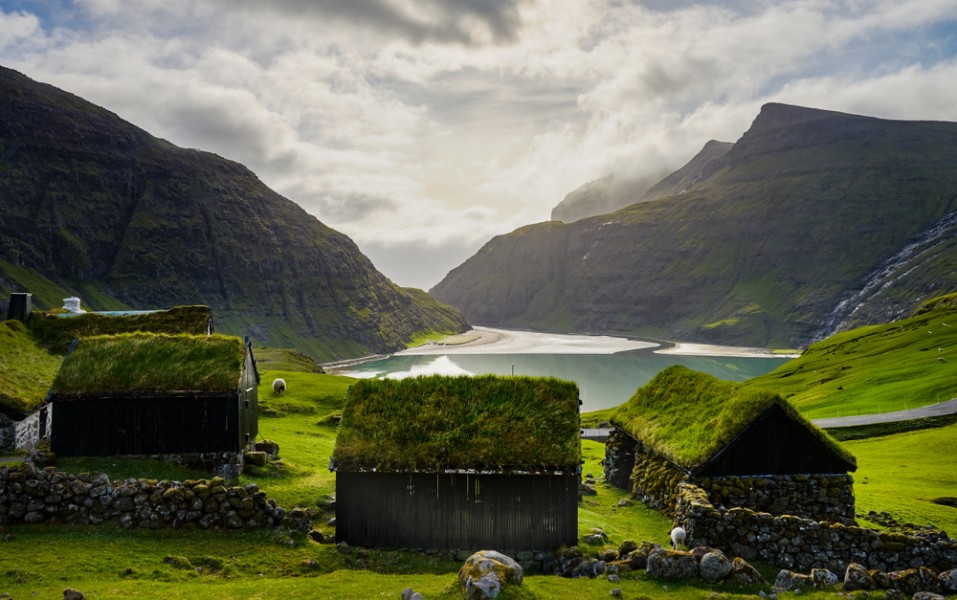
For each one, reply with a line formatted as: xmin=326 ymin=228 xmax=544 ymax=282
xmin=48 ymin=333 xmax=259 ymax=462
xmin=604 ymin=366 xmax=857 ymax=523
xmin=331 ymin=375 xmax=582 ymax=552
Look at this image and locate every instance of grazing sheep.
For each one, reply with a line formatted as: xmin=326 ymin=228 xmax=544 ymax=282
xmin=272 ymin=378 xmax=286 ymax=394
xmin=670 ymin=526 xmax=687 ymax=550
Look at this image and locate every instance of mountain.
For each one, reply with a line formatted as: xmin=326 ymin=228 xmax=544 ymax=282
xmin=0 ymin=66 xmax=467 ymax=361
xmin=551 ymin=140 xmax=732 ymax=223
xmin=432 ymin=103 xmax=957 ymax=348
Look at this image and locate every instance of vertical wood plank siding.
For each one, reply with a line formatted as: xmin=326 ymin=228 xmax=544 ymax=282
xmin=336 ymin=472 xmax=578 ymax=551
xmin=52 ymin=396 xmax=240 ymax=456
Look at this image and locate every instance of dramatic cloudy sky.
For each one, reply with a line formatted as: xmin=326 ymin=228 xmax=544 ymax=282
xmin=3 ymin=1 xmax=957 ymax=289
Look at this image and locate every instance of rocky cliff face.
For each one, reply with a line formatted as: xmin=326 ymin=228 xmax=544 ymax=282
xmin=0 ymin=66 xmax=467 ymax=360
xmin=433 ymin=103 xmax=957 ymax=348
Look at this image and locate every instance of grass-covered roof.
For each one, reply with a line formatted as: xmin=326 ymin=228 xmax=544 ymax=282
xmin=332 ymin=375 xmax=581 ymax=473
xmin=50 ymin=333 xmax=246 ymax=398
xmin=28 ymin=305 xmax=213 ymax=354
xmin=612 ymin=365 xmax=856 ymax=469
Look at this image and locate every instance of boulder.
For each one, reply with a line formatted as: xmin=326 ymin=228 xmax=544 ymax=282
xmin=844 ymin=562 xmax=875 ymax=591
xmin=912 ymin=593 xmax=945 ymax=600
xmin=63 ymin=589 xmax=84 ymax=600
xmin=698 ymin=550 xmax=732 ymax=584
xmin=810 ymin=567 xmax=840 ymax=588
xmin=623 ymin=549 xmax=647 ymax=571
xmin=886 ymin=568 xmax=923 ymax=595
xmin=617 ymin=540 xmax=638 ymax=558
xmin=243 ymin=451 xmax=268 ymax=467
xmin=645 ymin=548 xmax=697 ymax=580
xmin=401 ymin=587 xmax=425 ymax=600
xmin=773 ymin=569 xmax=814 ymax=593
xmin=728 ymin=557 xmax=767 ymax=587
xmin=253 ymin=439 xmax=280 ymax=458
xmin=939 ymin=568 xmax=957 ymax=593
xmin=458 ymin=550 xmax=523 ymax=600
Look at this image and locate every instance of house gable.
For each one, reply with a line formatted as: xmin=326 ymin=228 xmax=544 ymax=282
xmin=692 ymin=403 xmax=857 ymax=476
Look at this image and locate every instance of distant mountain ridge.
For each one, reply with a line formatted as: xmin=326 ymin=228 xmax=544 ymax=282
xmin=0 ymin=66 xmax=468 ymax=360
xmin=432 ymin=103 xmax=957 ymax=348
xmin=551 ymin=140 xmax=733 ymax=223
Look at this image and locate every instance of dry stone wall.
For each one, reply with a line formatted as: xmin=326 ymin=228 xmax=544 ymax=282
xmin=674 ymin=483 xmax=956 ymax=574
xmin=605 ymin=428 xmax=856 ymax=523
xmin=695 ymin=474 xmax=855 ymax=524
xmin=0 ymin=462 xmax=295 ymax=530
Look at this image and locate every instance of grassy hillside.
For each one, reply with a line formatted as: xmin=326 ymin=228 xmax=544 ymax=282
xmin=742 ymin=293 xmax=957 ymax=419
xmin=0 ymin=65 xmax=468 ymax=361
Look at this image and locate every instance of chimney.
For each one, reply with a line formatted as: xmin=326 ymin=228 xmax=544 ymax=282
xmin=6 ymin=292 xmax=32 ymax=323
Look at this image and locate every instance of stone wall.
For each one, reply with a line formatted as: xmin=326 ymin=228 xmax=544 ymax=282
xmin=0 ymin=462 xmax=292 ymax=530
xmin=674 ymin=483 xmax=957 ymax=574
xmin=694 ymin=474 xmax=855 ymax=524
xmin=605 ymin=428 xmax=856 ymax=523
xmin=14 ymin=405 xmax=52 ymax=452
xmin=0 ymin=413 xmax=15 ymax=449
xmin=601 ymin=428 xmax=636 ymax=489
xmin=630 ymin=449 xmax=686 ymax=514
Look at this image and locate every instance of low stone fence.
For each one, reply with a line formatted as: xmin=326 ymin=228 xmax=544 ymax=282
xmin=674 ymin=483 xmax=957 ymax=574
xmin=0 ymin=462 xmax=295 ymax=530
xmin=695 ymin=473 xmax=856 ymax=524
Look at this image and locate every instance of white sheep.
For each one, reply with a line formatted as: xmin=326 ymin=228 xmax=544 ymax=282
xmin=670 ymin=526 xmax=686 ymax=550
xmin=272 ymin=378 xmax=286 ymax=395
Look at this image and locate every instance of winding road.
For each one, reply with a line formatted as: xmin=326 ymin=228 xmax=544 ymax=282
xmin=811 ymin=397 xmax=957 ymax=429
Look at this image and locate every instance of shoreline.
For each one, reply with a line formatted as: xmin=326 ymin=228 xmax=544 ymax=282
xmin=324 ymin=327 xmax=793 ymax=372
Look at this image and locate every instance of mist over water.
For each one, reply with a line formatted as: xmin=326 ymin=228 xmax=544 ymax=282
xmin=343 ymin=351 xmax=787 ymax=412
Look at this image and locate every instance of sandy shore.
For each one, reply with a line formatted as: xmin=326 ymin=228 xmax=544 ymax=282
xmin=398 ymin=327 xmax=657 ymax=355
xmin=654 ymin=342 xmax=795 ymax=358
xmin=397 ymin=327 xmax=792 ymax=358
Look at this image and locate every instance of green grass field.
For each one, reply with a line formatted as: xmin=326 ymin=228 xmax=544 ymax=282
xmin=3 ymin=355 xmax=956 ymax=599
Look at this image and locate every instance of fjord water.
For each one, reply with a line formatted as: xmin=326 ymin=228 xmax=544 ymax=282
xmin=343 ymin=350 xmax=787 ymax=412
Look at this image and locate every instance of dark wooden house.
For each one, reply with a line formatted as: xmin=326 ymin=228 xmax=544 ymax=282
xmin=604 ymin=365 xmax=857 ymax=521
xmin=332 ymin=375 xmax=581 ymax=552
xmin=48 ymin=333 xmax=258 ymax=456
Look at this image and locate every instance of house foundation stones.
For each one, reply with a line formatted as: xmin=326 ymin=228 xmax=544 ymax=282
xmin=0 ymin=462 xmax=291 ymax=530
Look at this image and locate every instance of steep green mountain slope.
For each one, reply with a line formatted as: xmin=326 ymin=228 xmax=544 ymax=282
xmin=432 ymin=103 xmax=957 ymax=348
xmin=741 ymin=293 xmax=957 ymax=419
xmin=0 ymin=66 xmax=467 ymax=361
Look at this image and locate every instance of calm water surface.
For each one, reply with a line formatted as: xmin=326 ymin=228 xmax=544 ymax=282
xmin=342 ymin=350 xmax=787 ymax=412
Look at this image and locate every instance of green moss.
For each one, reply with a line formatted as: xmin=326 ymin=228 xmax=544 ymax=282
xmin=333 ymin=375 xmax=581 ymax=472
xmin=612 ymin=365 xmax=855 ymax=469
xmin=50 ymin=333 xmax=246 ymax=396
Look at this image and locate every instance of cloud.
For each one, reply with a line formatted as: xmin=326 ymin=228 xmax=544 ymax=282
xmin=3 ymin=1 xmax=957 ymax=288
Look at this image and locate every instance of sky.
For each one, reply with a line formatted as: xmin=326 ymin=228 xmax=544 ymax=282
xmin=2 ymin=1 xmax=957 ymax=290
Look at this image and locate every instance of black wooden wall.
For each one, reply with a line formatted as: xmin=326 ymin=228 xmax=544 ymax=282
xmin=336 ymin=471 xmax=579 ymax=551
xmin=52 ymin=395 xmax=241 ymax=456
